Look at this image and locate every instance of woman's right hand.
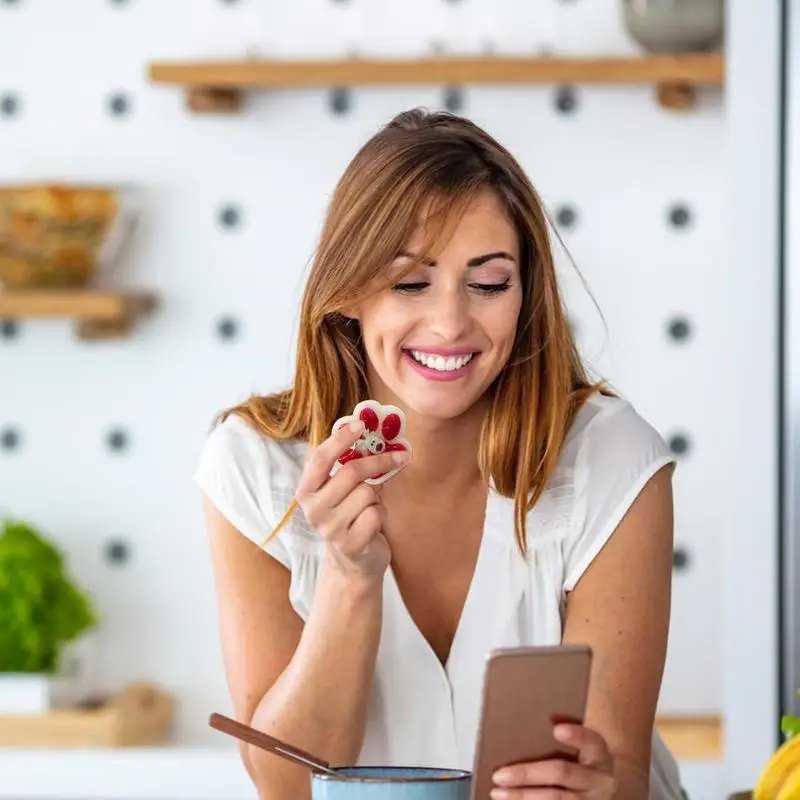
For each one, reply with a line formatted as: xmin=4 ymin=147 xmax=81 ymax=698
xmin=295 ymin=421 xmax=408 ymax=580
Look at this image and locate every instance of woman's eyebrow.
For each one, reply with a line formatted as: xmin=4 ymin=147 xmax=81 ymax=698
xmin=395 ymin=250 xmax=516 ymax=267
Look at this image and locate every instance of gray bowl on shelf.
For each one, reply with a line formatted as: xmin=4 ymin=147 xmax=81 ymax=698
xmin=621 ymin=0 xmax=724 ymax=53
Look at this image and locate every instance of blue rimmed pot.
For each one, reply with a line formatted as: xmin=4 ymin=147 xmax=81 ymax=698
xmin=311 ymin=766 xmax=472 ymax=800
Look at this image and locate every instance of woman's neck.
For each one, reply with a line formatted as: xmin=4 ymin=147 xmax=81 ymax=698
xmin=394 ymin=402 xmax=487 ymax=492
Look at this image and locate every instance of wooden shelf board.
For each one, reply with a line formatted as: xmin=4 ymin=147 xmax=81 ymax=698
xmin=0 ymin=289 xmax=155 ymax=319
xmin=0 ymin=289 xmax=157 ymax=340
xmin=655 ymin=714 xmax=723 ymax=762
xmin=149 ymin=53 xmax=724 ymax=90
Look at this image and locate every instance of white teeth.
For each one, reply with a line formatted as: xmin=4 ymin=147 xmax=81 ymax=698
xmin=410 ymin=350 xmax=474 ymax=371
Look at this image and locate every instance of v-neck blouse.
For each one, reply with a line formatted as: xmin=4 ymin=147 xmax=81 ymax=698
xmin=193 ymin=394 xmax=685 ymax=799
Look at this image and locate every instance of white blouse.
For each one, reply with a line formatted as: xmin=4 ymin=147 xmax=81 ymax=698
xmin=193 ymin=393 xmax=685 ymax=799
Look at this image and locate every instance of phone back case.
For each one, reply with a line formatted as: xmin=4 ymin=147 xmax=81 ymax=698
xmin=469 ymin=645 xmax=592 ymax=800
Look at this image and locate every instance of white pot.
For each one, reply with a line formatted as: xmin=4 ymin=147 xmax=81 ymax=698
xmin=0 ymin=673 xmax=78 ymax=715
xmin=0 ymin=636 xmax=95 ymax=715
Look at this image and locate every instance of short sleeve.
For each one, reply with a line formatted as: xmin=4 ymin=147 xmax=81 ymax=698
xmin=562 ymin=400 xmax=676 ymax=592
xmin=192 ymin=415 xmax=292 ymax=571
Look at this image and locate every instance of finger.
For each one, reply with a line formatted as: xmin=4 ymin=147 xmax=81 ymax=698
xmin=297 ymin=421 xmax=366 ymax=495
xmin=319 ymin=450 xmax=408 ymax=507
xmin=338 ymin=504 xmax=386 ymax=557
xmin=490 ymin=789 xmax=572 ymax=800
xmin=324 ymin=483 xmax=380 ymax=539
xmin=493 ymin=759 xmax=595 ymax=792
xmin=553 ymin=725 xmax=613 ymax=771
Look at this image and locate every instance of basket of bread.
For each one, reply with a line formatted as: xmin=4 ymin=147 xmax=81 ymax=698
xmin=0 ymin=184 xmax=136 ymax=291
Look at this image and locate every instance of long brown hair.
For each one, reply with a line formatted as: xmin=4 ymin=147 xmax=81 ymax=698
xmin=217 ymin=108 xmax=608 ymax=553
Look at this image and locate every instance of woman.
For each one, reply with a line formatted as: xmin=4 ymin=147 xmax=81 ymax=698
xmin=194 ymin=108 xmax=685 ymax=800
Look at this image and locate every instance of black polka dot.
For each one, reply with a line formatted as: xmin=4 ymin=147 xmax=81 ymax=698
xmin=0 ymin=427 xmax=20 ymax=451
xmin=666 ymin=316 xmax=693 ymax=343
xmin=0 ymin=319 xmax=20 ymax=339
xmin=104 ymin=539 xmax=130 ymax=566
xmin=0 ymin=93 xmax=19 ymax=117
xmin=443 ymin=87 xmax=464 ymax=113
xmin=1 ymin=0 xmax=21 ymax=6
xmin=668 ymin=433 xmax=691 ymax=457
xmin=668 ymin=203 xmax=692 ymax=229
xmin=329 ymin=88 xmax=351 ymax=116
xmin=108 ymin=0 xmax=130 ymax=4
xmin=218 ymin=204 xmax=241 ymax=230
xmin=106 ymin=428 xmax=129 ymax=452
xmin=554 ymin=86 xmax=578 ymax=114
xmin=673 ymin=546 xmax=691 ymax=571
xmin=107 ymin=92 xmax=131 ymax=117
xmin=555 ymin=205 xmax=578 ymax=229
xmin=217 ymin=316 xmax=239 ymax=341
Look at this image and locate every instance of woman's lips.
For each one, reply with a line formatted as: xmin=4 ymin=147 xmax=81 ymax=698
xmin=402 ymin=349 xmax=479 ymax=382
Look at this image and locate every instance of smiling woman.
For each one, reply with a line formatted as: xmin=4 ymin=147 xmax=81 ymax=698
xmin=193 ymin=108 xmax=686 ymax=800
xmin=357 ymin=191 xmax=523 ymax=422
xmin=209 ymin=108 xmax=598 ymax=552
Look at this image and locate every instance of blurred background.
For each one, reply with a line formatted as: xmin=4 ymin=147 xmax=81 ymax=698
xmin=0 ymin=0 xmax=791 ymax=797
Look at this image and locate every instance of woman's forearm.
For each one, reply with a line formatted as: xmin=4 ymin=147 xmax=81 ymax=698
xmin=611 ymin=753 xmax=650 ymax=800
xmin=245 ymin=556 xmax=384 ymax=800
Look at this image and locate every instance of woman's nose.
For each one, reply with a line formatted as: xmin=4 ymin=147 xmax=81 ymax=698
xmin=427 ymin=288 xmax=471 ymax=341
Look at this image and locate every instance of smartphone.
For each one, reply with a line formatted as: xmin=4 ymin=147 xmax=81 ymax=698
xmin=469 ymin=645 xmax=593 ymax=800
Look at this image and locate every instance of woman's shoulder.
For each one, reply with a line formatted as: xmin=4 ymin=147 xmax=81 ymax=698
xmin=559 ymin=392 xmax=672 ymax=473
xmin=197 ymin=413 xmax=308 ymax=485
xmin=192 ymin=413 xmax=312 ymax=561
xmin=557 ymin=392 xmax=676 ymax=591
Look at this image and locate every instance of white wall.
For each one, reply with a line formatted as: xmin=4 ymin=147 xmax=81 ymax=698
xmin=0 ymin=0 xmax=777 ymax=798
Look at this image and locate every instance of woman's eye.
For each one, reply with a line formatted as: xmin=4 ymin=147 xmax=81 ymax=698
xmin=470 ymin=279 xmax=511 ymax=295
xmin=391 ymin=279 xmax=511 ymax=295
xmin=392 ymin=282 xmax=429 ymax=293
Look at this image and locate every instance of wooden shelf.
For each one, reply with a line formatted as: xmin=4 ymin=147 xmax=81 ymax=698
xmin=655 ymin=715 xmax=723 ymax=761
xmin=0 ymin=289 xmax=158 ymax=340
xmin=148 ymin=53 xmax=724 ymax=113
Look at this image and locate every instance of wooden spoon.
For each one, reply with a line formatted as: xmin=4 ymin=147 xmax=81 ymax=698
xmin=208 ymin=712 xmax=338 ymax=776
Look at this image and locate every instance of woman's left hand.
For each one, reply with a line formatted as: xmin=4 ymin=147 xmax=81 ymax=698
xmin=490 ymin=724 xmax=618 ymax=799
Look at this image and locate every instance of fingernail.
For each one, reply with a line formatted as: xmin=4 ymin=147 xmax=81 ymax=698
xmin=493 ymin=769 xmax=512 ymax=785
xmin=349 ymin=421 xmax=364 ymax=434
xmin=490 ymin=790 xmax=509 ymax=800
xmin=391 ymin=451 xmax=408 ymax=463
xmin=553 ymin=724 xmax=572 ymax=740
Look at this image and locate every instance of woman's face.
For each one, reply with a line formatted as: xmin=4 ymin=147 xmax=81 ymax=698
xmin=355 ymin=190 xmax=523 ymax=423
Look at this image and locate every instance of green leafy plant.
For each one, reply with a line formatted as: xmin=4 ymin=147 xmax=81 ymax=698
xmin=782 ymin=689 xmax=800 ymax=740
xmin=0 ymin=518 xmax=98 ymax=673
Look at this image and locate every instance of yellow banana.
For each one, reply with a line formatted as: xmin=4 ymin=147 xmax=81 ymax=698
xmin=755 ymin=734 xmax=800 ymax=799
xmin=778 ymin=769 xmax=800 ymax=800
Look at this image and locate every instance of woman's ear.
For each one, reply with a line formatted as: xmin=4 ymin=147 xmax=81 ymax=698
xmin=338 ymin=305 xmax=361 ymax=324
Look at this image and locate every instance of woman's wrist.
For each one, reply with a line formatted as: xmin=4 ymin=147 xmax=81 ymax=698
xmin=320 ymin=547 xmax=386 ymax=600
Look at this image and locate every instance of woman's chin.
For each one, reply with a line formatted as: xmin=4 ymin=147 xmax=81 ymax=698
xmin=392 ymin=387 xmax=484 ymax=424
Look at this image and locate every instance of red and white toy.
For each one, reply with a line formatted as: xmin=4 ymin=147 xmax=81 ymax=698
xmin=331 ymin=400 xmax=411 ymax=485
